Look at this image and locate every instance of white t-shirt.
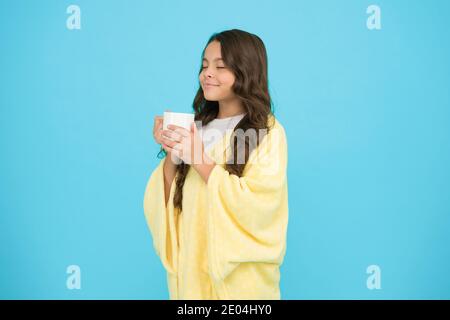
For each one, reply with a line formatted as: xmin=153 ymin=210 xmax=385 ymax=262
xmin=199 ymin=113 xmax=246 ymax=152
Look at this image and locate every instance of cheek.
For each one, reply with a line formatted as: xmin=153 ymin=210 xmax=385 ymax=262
xmin=218 ymin=72 xmax=235 ymax=89
xmin=200 ymin=70 xmax=235 ymax=99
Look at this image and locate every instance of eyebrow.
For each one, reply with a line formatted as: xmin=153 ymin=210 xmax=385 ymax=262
xmin=202 ymin=57 xmax=223 ymax=62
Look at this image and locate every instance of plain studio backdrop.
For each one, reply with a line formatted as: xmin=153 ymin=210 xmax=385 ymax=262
xmin=0 ymin=0 xmax=449 ymax=299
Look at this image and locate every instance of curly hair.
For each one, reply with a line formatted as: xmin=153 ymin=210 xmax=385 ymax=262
xmin=158 ymin=29 xmax=274 ymax=211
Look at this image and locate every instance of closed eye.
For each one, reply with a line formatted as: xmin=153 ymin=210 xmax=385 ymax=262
xmin=202 ymin=66 xmax=225 ymax=69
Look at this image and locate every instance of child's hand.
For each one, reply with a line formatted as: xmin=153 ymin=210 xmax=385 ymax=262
xmin=160 ymin=122 xmax=205 ymax=165
xmin=153 ymin=111 xmax=177 ymax=162
xmin=152 ymin=115 xmax=164 ymax=145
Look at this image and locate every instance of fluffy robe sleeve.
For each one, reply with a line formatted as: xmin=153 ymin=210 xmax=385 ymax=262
xmin=143 ymin=159 xmax=179 ymax=275
xmin=205 ymin=124 xmax=289 ymax=283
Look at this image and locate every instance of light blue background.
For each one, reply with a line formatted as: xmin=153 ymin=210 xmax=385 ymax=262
xmin=1 ymin=0 xmax=449 ymax=299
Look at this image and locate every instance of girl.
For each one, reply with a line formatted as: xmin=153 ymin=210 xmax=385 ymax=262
xmin=144 ymin=29 xmax=289 ymax=299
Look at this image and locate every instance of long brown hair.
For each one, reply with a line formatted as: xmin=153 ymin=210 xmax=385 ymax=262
xmin=159 ymin=29 xmax=274 ymax=211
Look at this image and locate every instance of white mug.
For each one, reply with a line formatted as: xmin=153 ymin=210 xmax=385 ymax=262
xmin=163 ymin=111 xmax=195 ymax=132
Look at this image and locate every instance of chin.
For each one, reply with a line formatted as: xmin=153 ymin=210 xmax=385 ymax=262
xmin=204 ymin=93 xmax=219 ymax=101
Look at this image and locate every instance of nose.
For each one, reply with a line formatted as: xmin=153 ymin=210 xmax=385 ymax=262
xmin=203 ymin=67 xmax=215 ymax=79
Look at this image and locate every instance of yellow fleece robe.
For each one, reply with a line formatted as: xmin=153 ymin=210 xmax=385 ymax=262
xmin=143 ymin=116 xmax=288 ymax=299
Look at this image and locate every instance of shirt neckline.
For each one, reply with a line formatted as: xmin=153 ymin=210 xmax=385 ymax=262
xmin=212 ymin=113 xmax=246 ymax=122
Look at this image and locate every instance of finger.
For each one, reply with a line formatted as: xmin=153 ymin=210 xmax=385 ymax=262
xmin=162 ymin=129 xmax=183 ymax=143
xmin=163 ymin=143 xmax=182 ymax=159
xmin=154 ymin=124 xmax=164 ymax=142
xmin=154 ymin=116 xmax=163 ymax=126
xmin=160 ymin=135 xmax=178 ymax=148
xmin=167 ymin=125 xmax=190 ymax=138
xmin=154 ymin=116 xmax=163 ymax=133
xmin=155 ymin=121 xmax=163 ymax=136
xmin=154 ymin=125 xmax=163 ymax=140
xmin=161 ymin=143 xmax=173 ymax=153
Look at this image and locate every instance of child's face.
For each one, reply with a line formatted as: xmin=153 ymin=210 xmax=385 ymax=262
xmin=200 ymin=40 xmax=236 ymax=101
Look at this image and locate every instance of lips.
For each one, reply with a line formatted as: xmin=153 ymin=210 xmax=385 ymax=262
xmin=204 ymin=83 xmax=219 ymax=91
